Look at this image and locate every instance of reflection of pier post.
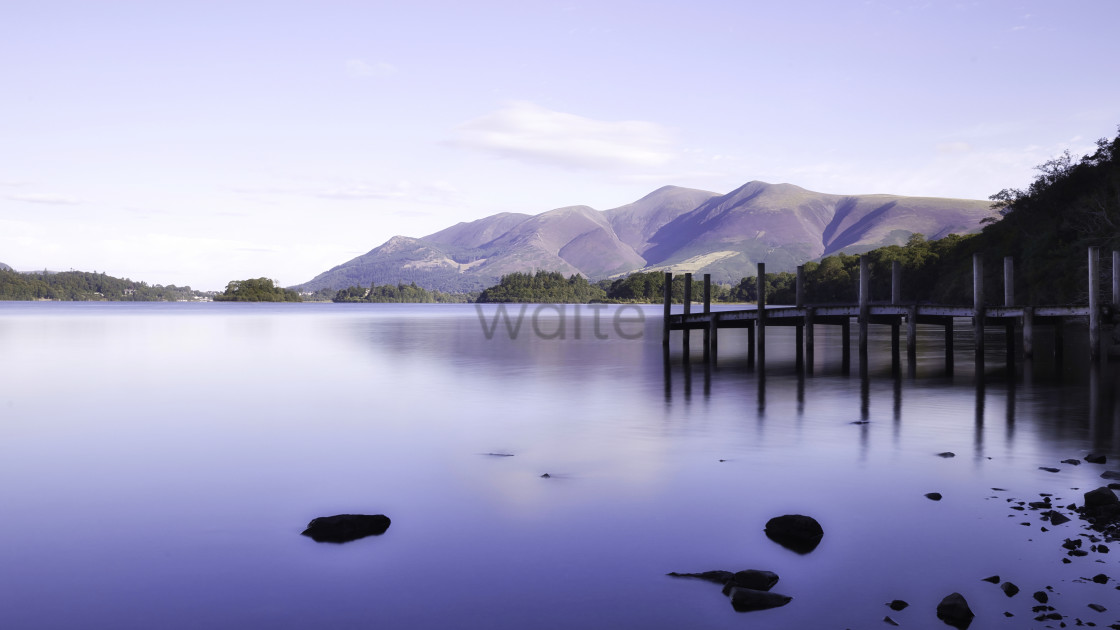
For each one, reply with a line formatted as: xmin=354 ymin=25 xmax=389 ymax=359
xmin=944 ymin=319 xmax=954 ymax=376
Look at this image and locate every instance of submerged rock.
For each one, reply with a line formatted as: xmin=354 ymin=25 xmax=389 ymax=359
xmin=926 ymin=492 xmax=943 ymax=501
xmin=1040 ymin=467 xmax=1061 ymax=473
xmin=727 ymin=587 xmax=792 ymax=612
xmin=301 ymin=514 xmax=391 ymax=543
xmin=1102 ymin=470 xmax=1120 ymax=480
xmin=887 ymin=599 xmax=909 ymax=611
xmin=936 ymin=592 xmax=974 ymax=629
xmin=764 ymin=514 xmax=824 ymax=554
xmin=1085 ymin=453 xmax=1107 ymax=464
xmin=937 ymin=452 xmax=956 ymax=458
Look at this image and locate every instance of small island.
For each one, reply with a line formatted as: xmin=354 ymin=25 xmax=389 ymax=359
xmin=214 ymin=278 xmax=302 ymax=302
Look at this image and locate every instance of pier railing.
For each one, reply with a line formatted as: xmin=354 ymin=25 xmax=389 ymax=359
xmin=663 ymin=247 xmax=1118 ymax=372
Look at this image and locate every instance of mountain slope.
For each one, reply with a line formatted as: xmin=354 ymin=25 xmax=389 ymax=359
xmin=295 ymin=181 xmax=996 ymax=292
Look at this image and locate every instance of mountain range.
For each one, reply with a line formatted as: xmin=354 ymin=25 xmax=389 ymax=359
xmin=295 ymin=181 xmax=996 ymax=293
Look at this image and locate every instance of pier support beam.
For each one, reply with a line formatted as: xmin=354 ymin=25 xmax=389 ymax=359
xmin=708 ymin=313 xmax=719 ymax=365
xmin=805 ymin=307 xmax=815 ymax=374
xmin=1023 ymin=307 xmax=1034 ymax=359
xmin=757 ymin=263 xmax=766 ymax=369
xmin=890 ymin=260 xmax=901 ymax=371
xmin=973 ymin=253 xmax=985 ymax=370
xmin=683 ymin=273 xmax=692 ymax=353
xmin=702 ymin=273 xmax=711 ymax=358
xmin=1089 ymin=246 xmax=1100 ymax=361
xmin=662 ymin=272 xmax=672 ymax=346
xmin=906 ymin=306 xmax=917 ymax=376
xmin=1004 ymin=256 xmax=1015 ymax=366
xmin=796 ymin=265 xmax=805 ymax=370
xmin=859 ymin=256 xmax=870 ymax=367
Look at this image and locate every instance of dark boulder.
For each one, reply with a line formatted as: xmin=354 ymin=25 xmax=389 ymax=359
xmin=764 ymin=514 xmax=823 ymax=554
xmin=301 ymin=514 xmax=391 ymax=543
xmin=1086 ymin=453 xmax=1107 ymax=464
xmin=926 ymin=492 xmax=943 ymax=501
xmin=1085 ymin=486 xmax=1119 ymax=509
xmin=727 ymin=587 xmax=792 ymax=612
xmin=721 ymin=570 xmax=780 ymax=594
xmin=936 ymin=592 xmax=974 ymax=629
xmin=1102 ymin=470 xmax=1120 ymax=480
xmin=888 ymin=599 xmax=909 ymax=611
xmin=1001 ymin=581 xmax=1020 ymax=597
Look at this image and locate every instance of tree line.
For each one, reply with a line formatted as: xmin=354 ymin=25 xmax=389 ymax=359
xmin=0 ymin=268 xmax=202 ymax=301
xmin=332 ymin=282 xmax=475 ymax=303
xmin=214 ymin=278 xmax=302 ymax=302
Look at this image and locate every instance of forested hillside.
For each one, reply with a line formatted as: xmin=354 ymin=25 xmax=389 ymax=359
xmin=0 ymin=268 xmax=201 ymax=301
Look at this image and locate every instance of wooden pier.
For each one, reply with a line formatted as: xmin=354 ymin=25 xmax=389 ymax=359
xmin=664 ymin=247 xmax=1118 ymax=372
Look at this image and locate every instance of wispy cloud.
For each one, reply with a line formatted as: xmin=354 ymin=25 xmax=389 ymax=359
xmin=8 ymin=193 xmax=80 ymax=205
xmin=345 ymin=58 xmax=397 ymax=78
xmin=453 ymin=101 xmax=676 ymax=170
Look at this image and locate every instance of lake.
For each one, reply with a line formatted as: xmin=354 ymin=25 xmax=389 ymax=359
xmin=1 ymin=302 xmax=1118 ymax=629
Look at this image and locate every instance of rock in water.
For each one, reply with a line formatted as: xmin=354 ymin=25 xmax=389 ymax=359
xmin=721 ymin=570 xmax=780 ymax=594
xmin=1084 ymin=486 xmax=1119 ymax=509
xmin=666 ymin=570 xmax=735 ymax=584
xmin=1001 ymin=581 xmax=1020 ymax=597
xmin=764 ymin=514 xmax=824 ymax=554
xmin=727 ymin=587 xmax=792 ymax=612
xmin=936 ymin=592 xmax=974 ymax=629
xmin=888 ymin=600 xmax=910 ymax=611
xmin=301 ymin=514 xmax=391 ymax=543
xmin=1086 ymin=453 xmax=1107 ymax=464
xmin=926 ymin=492 xmax=943 ymax=501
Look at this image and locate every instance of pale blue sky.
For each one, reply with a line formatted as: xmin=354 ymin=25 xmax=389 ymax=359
xmin=2 ymin=0 xmax=1118 ymax=290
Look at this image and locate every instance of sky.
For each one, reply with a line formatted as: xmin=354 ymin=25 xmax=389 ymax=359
xmin=2 ymin=1 xmax=1119 ymax=291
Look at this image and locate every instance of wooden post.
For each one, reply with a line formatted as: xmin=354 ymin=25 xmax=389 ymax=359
xmin=795 ymin=265 xmax=805 ymax=370
xmin=890 ymin=260 xmax=901 ymax=372
xmin=702 ymin=273 xmax=711 ymax=356
xmin=683 ymin=273 xmax=692 ymax=353
xmin=1004 ymin=256 xmax=1015 ymax=366
xmin=1089 ymin=247 xmax=1100 ymax=361
xmin=708 ymin=313 xmax=719 ymax=365
xmin=1022 ymin=306 xmax=1034 ymax=359
xmin=805 ymin=307 xmax=815 ymax=374
xmin=859 ymin=256 xmax=870 ymax=363
xmin=756 ymin=263 xmax=766 ymax=369
xmin=906 ymin=305 xmax=917 ymax=373
xmin=973 ymin=253 xmax=984 ymax=368
xmin=662 ymin=271 xmax=672 ymax=346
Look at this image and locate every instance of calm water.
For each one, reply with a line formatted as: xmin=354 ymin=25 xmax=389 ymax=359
xmin=1 ymin=302 xmax=1118 ymax=629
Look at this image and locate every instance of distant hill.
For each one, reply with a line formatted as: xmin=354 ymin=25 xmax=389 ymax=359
xmin=295 ymin=182 xmax=996 ymax=292
xmin=0 ymin=262 xmax=11 ymax=272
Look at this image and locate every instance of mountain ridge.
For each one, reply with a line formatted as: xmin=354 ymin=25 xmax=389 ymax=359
xmin=295 ymin=181 xmax=996 ymax=292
